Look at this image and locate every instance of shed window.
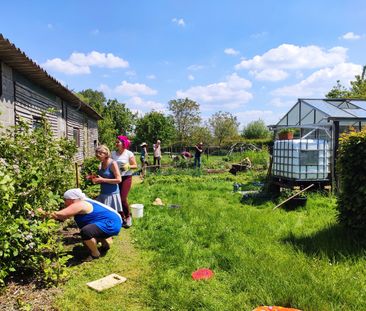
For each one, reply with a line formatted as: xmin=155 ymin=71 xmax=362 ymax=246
xmin=73 ymin=128 xmax=81 ymax=147
xmin=32 ymin=116 xmax=43 ymax=130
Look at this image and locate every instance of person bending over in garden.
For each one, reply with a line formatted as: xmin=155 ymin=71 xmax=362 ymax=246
xmin=92 ymin=145 xmax=122 ymax=213
xmin=112 ymin=135 xmax=138 ymax=228
xmin=38 ymin=188 xmax=122 ymax=260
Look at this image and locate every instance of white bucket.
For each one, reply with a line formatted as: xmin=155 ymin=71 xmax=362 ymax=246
xmin=131 ymin=203 xmax=144 ymax=218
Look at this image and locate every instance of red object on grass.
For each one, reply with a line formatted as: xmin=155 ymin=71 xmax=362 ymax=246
xmin=191 ymin=268 xmax=214 ymax=280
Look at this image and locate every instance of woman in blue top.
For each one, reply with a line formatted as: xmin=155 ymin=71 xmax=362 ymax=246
xmin=39 ymin=188 xmax=122 ymax=260
xmin=92 ymin=145 xmax=122 ymax=213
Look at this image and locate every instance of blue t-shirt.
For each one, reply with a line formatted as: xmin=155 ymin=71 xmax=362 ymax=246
xmin=97 ymin=161 xmax=119 ymax=195
xmin=74 ymin=199 xmax=122 ymax=236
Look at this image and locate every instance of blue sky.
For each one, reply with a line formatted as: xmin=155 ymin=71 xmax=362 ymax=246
xmin=1 ymin=0 xmax=366 ymax=129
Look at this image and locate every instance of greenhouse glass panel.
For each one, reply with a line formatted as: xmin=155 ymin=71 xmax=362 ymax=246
xmin=303 ymin=99 xmax=351 ymax=117
xmin=287 ymin=104 xmax=300 ymax=125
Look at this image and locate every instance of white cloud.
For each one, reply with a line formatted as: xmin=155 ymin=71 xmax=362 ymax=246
xmin=91 ymin=29 xmax=100 ymax=35
xmin=224 ymin=48 xmax=240 ymax=56
xmin=114 ymin=81 xmax=157 ymax=97
xmin=272 ymin=63 xmax=362 ymax=97
xmin=125 ymin=70 xmax=136 ymax=77
xmin=146 ymin=74 xmax=156 ymax=80
xmin=250 ymin=32 xmax=268 ymax=39
xmin=269 ymin=97 xmax=295 ymax=108
xmin=235 ymin=44 xmax=347 ymax=71
xmin=100 ymin=81 xmax=157 ymax=97
xmin=187 ymin=64 xmax=204 ymax=71
xmin=176 ymin=73 xmax=253 ymax=110
xmin=341 ymin=32 xmax=361 ymax=40
xmin=188 ymin=74 xmax=195 ymax=81
xmin=128 ymin=96 xmax=165 ymax=112
xmin=42 ymin=51 xmax=129 ymax=75
xmin=172 ymin=17 xmax=186 ymax=27
xmin=43 ymin=58 xmax=90 ymax=75
xmin=236 ymin=110 xmax=281 ymax=128
xmin=250 ymin=68 xmax=288 ymax=81
xmin=47 ymin=23 xmax=53 ymax=30
xmin=69 ymin=51 xmax=128 ymax=68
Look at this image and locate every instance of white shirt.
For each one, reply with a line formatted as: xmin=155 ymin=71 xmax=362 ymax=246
xmin=111 ymin=150 xmax=134 ymax=176
xmin=154 ymin=144 xmax=161 ymax=157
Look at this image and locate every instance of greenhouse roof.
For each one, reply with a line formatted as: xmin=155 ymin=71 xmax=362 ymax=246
xmin=274 ymin=98 xmax=366 ymax=129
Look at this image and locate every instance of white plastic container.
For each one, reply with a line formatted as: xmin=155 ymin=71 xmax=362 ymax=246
xmin=272 ymin=139 xmax=330 ymax=180
xmin=131 ymin=203 xmax=144 ymax=218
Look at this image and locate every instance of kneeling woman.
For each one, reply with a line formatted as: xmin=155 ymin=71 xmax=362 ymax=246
xmin=41 ymin=188 xmax=122 ymax=260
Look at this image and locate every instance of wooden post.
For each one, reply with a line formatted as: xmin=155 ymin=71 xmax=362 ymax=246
xmin=75 ymin=162 xmax=80 ymax=188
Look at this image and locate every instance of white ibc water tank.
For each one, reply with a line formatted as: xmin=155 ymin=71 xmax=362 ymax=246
xmin=272 ymin=139 xmax=330 ymax=180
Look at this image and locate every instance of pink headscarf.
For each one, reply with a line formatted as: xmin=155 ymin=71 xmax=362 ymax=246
xmin=117 ymin=135 xmax=131 ymax=149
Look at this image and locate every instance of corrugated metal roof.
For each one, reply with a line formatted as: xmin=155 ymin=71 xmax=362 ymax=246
xmin=0 ymin=34 xmax=102 ymax=120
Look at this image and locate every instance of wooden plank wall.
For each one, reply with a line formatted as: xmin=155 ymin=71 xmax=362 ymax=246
xmin=14 ymin=82 xmax=60 ymax=136
xmin=14 ymin=81 xmax=99 ymax=162
xmin=66 ymin=105 xmax=85 ymax=162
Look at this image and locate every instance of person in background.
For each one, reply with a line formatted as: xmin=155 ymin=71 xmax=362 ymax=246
xmin=181 ymin=147 xmax=192 ymax=159
xmin=112 ymin=136 xmax=138 ymax=228
xmin=153 ymin=139 xmax=162 ymax=168
xmin=92 ymin=145 xmax=122 ymax=214
xmin=140 ymin=142 xmax=149 ymax=179
xmin=194 ymin=142 xmax=204 ymax=168
xmin=38 ymin=188 xmax=122 ymax=261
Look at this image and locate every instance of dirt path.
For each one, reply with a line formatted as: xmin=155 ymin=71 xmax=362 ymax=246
xmin=0 ymin=227 xmax=150 ymax=311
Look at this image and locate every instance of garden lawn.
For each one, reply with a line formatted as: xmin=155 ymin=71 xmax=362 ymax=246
xmin=56 ymin=171 xmax=366 ymax=310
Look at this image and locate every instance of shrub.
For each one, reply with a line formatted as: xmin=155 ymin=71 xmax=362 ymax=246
xmin=337 ymin=128 xmax=366 ymax=230
xmin=0 ymin=118 xmax=76 ymax=286
xmin=242 ymin=120 xmax=271 ymax=139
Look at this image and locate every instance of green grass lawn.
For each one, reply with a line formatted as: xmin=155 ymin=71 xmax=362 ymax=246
xmin=55 ymin=170 xmax=366 ymax=311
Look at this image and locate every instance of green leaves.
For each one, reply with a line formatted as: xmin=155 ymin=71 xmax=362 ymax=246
xmin=337 ymin=128 xmax=366 ymax=230
xmin=0 ymin=118 xmax=75 ymax=286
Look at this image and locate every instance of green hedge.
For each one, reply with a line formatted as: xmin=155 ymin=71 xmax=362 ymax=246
xmin=337 ymin=128 xmax=366 ymax=230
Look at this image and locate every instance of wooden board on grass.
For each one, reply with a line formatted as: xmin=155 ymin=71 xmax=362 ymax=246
xmin=87 ymin=273 xmax=127 ymax=292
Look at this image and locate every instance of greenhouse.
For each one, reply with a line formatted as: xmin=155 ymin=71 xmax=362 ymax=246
xmin=269 ymin=98 xmax=366 ymax=189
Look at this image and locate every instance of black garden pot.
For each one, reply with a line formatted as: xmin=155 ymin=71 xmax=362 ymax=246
xmin=284 ymin=196 xmax=307 ymax=210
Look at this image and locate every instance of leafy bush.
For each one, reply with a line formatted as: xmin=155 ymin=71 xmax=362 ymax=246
xmin=337 ymin=128 xmax=366 ymax=230
xmin=0 ymin=118 xmax=76 ymax=286
xmin=242 ymin=120 xmax=271 ymax=139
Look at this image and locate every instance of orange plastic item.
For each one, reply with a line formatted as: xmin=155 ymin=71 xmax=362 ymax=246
xmin=252 ymin=307 xmax=302 ymax=311
xmin=191 ymin=268 xmax=214 ymax=280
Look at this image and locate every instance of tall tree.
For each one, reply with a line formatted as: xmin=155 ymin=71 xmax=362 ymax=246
xmin=326 ymin=80 xmax=351 ymax=99
xmin=209 ymin=111 xmax=240 ymax=146
xmin=105 ymin=99 xmax=136 ymax=135
xmin=78 ymin=89 xmax=106 ymax=114
xmin=326 ymin=66 xmax=366 ymax=99
xmin=190 ymin=125 xmax=213 ymax=146
xmin=168 ymin=98 xmax=201 ymax=146
xmin=134 ymin=111 xmax=176 ymax=146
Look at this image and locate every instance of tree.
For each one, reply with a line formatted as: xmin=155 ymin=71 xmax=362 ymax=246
xmin=134 ymin=111 xmax=176 ymax=146
xmin=242 ymin=119 xmax=270 ymax=139
xmin=326 ymin=66 xmax=366 ymax=99
xmin=326 ymin=80 xmax=351 ymax=99
xmin=208 ymin=111 xmax=240 ymax=146
xmin=78 ymin=89 xmax=106 ymax=115
xmin=105 ymin=99 xmax=136 ymax=135
xmin=190 ymin=125 xmax=213 ymax=146
xmin=77 ymin=90 xmax=136 ymax=147
xmin=168 ymin=98 xmax=201 ymax=146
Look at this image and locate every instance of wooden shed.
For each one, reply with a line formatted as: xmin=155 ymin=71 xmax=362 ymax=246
xmin=0 ymin=34 xmax=102 ymax=162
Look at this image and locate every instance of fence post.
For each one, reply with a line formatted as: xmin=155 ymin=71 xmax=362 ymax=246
xmin=75 ymin=162 xmax=80 ymax=188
